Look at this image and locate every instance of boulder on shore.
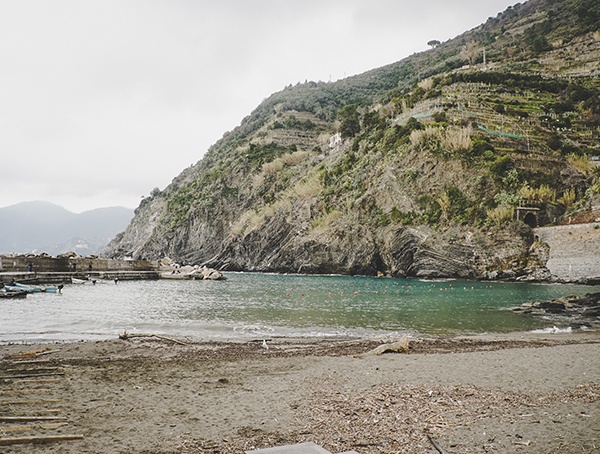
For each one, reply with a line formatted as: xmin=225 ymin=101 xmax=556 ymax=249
xmin=158 ymin=258 xmax=226 ymax=280
xmin=189 ymin=266 xmax=226 ymax=281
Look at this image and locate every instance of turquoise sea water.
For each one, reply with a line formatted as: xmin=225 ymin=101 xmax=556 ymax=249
xmin=0 ymin=273 xmax=597 ymax=343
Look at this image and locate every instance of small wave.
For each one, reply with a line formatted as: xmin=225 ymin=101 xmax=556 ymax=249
xmin=530 ymin=326 xmax=572 ymax=334
xmin=233 ymin=324 xmax=276 ymax=335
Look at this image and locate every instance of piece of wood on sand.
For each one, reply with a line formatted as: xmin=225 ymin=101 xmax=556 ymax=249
xmin=0 ymin=422 xmax=68 ymax=433
xmin=427 ymin=434 xmax=448 ymax=454
xmin=1 ymin=399 xmax=61 ymax=405
xmin=0 ymin=372 xmax=65 ymax=380
xmin=9 ymin=359 xmax=53 ymax=365
xmin=0 ymin=416 xmax=68 ymax=422
xmin=118 ymin=331 xmax=187 ymax=345
xmin=0 ymin=389 xmax=53 ymax=396
xmin=0 ymin=434 xmax=84 ymax=446
xmin=4 ymin=349 xmax=60 ymax=360
xmin=5 ymin=367 xmax=62 ymax=374
xmin=8 ymin=378 xmax=62 ymax=385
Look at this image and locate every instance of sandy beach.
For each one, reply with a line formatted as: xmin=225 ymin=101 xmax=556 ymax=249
xmin=1 ymin=332 xmax=599 ymax=454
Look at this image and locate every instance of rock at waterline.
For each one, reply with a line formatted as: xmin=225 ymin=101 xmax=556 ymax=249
xmin=511 ymin=292 xmax=600 ymax=328
xmin=190 ymin=266 xmax=226 ymax=281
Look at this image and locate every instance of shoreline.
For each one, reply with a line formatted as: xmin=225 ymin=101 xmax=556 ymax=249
xmin=2 ymin=323 xmax=599 ymax=348
xmin=1 ymin=332 xmax=599 ymax=453
xmin=2 ymin=266 xmax=599 ymax=286
xmin=1 ymin=325 xmax=600 ymax=344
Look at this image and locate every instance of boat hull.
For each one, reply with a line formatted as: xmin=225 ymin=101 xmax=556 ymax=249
xmin=0 ymin=290 xmax=28 ymax=298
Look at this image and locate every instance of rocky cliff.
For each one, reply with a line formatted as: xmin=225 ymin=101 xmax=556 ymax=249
xmin=105 ymin=0 xmax=600 ymax=280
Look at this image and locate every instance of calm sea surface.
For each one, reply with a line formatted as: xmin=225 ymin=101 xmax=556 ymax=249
xmin=1 ymin=273 xmax=597 ymax=343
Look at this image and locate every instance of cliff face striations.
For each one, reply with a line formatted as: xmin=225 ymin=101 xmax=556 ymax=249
xmin=105 ymin=0 xmax=600 ymax=281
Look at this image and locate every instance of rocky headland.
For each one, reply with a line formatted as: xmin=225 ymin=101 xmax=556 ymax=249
xmin=104 ymin=0 xmax=600 ymax=284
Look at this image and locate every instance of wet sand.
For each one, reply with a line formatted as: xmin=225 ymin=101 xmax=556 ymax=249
xmin=1 ymin=332 xmax=599 ymax=453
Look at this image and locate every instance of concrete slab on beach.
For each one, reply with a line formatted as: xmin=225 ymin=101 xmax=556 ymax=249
xmin=246 ymin=442 xmax=358 ymax=454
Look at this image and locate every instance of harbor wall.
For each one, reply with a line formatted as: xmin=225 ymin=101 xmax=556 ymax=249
xmin=0 ymin=255 xmax=160 ymax=283
xmin=0 ymin=255 xmax=158 ymax=273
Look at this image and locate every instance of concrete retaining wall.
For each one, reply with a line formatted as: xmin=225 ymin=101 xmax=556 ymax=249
xmin=534 ymin=222 xmax=600 ymax=282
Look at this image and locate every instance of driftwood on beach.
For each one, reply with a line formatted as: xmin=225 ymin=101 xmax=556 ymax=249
xmin=427 ymin=435 xmax=449 ymax=454
xmin=118 ymin=331 xmax=187 ymax=345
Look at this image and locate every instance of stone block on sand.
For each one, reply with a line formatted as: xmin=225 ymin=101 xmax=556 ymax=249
xmin=246 ymin=442 xmax=348 ymax=454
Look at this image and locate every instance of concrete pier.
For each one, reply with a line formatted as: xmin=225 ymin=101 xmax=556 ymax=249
xmin=0 ymin=270 xmax=159 ymax=284
xmin=0 ymin=254 xmax=160 ymax=284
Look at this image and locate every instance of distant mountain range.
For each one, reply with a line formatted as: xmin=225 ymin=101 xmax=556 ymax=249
xmin=0 ymin=201 xmax=133 ymax=256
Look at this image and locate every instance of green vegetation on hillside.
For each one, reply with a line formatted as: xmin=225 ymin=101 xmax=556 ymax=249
xmin=165 ymin=0 xmax=599 ymax=230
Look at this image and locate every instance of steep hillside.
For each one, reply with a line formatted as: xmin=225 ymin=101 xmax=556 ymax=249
xmin=105 ymin=0 xmax=600 ymax=281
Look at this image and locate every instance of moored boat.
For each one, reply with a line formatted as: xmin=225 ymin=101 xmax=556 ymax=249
xmin=8 ymin=282 xmax=63 ymax=293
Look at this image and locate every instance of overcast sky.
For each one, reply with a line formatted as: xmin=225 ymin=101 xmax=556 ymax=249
xmin=1 ymin=0 xmax=517 ymax=213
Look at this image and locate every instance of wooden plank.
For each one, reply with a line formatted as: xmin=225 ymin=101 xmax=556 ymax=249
xmin=0 ymin=434 xmax=83 ymax=445
xmin=0 ymin=389 xmax=53 ymax=395
xmin=0 ymin=372 xmax=65 ymax=380
xmin=1 ymin=368 xmax=63 ymax=375
xmin=0 ymin=399 xmax=61 ymax=405
xmin=7 ymin=359 xmax=52 ymax=365
xmin=0 ymin=422 xmax=68 ymax=433
xmin=11 ymin=378 xmax=62 ymax=384
xmin=0 ymin=416 xmax=67 ymax=422
xmin=3 ymin=349 xmax=60 ymax=360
